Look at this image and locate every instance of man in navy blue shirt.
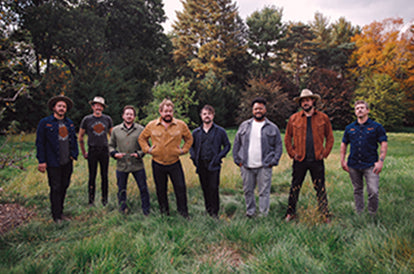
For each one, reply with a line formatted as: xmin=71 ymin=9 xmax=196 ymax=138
xmin=340 ymin=100 xmax=388 ymax=215
xmin=36 ymin=95 xmax=78 ymax=223
xmin=190 ymin=105 xmax=230 ymax=218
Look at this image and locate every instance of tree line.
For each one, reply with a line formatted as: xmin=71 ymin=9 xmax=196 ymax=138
xmin=1 ymin=0 xmax=413 ymax=133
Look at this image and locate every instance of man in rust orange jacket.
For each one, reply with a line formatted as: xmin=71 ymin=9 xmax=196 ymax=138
xmin=284 ymin=89 xmax=334 ymax=223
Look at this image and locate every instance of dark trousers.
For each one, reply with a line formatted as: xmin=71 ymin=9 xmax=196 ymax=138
xmin=152 ymin=160 xmax=188 ymax=217
xmin=286 ymin=160 xmax=329 ymax=217
xmin=198 ymin=160 xmax=220 ymax=217
xmin=87 ymin=146 xmax=109 ymax=205
xmin=46 ymin=161 xmax=73 ymax=221
xmin=116 ymin=169 xmax=150 ymax=215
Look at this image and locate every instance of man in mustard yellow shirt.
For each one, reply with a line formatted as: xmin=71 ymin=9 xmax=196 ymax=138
xmin=139 ymin=99 xmax=193 ymax=218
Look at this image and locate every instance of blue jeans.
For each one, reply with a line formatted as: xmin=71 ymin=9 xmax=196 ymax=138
xmin=241 ymin=166 xmax=273 ymax=216
xmin=116 ymin=169 xmax=150 ymax=215
xmin=348 ymin=166 xmax=379 ymax=214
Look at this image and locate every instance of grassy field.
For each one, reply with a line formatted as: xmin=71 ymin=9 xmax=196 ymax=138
xmin=0 ymin=130 xmax=413 ymax=273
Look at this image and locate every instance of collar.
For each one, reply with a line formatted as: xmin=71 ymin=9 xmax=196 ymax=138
xmin=51 ymin=114 xmax=67 ymax=122
xmin=357 ymin=118 xmax=372 ymax=126
xmin=247 ymin=117 xmax=269 ymax=125
xmin=201 ymin=122 xmax=216 ymax=133
xmin=122 ymin=122 xmax=136 ymax=131
xmin=300 ymin=109 xmax=318 ymax=117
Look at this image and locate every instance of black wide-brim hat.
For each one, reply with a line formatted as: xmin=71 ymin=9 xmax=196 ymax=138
xmin=48 ymin=95 xmax=74 ymax=111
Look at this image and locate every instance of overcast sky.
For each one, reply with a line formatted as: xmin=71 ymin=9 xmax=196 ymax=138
xmin=162 ymin=0 xmax=414 ymax=32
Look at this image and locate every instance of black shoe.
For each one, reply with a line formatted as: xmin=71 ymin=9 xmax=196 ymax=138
xmin=60 ymin=215 xmax=71 ymax=221
xmin=285 ymin=214 xmax=296 ymax=222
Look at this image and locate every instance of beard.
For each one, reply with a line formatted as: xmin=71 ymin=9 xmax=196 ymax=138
xmin=253 ymin=113 xmax=265 ymax=121
xmin=54 ymin=109 xmax=65 ymax=118
xmin=302 ymin=104 xmax=313 ymax=113
xmin=162 ymin=116 xmax=172 ymax=123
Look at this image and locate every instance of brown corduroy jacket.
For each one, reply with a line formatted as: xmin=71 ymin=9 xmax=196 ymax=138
xmin=284 ymin=110 xmax=334 ymax=162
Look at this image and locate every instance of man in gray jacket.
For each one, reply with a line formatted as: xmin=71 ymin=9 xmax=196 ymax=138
xmin=109 ymin=105 xmax=150 ymax=215
xmin=233 ymin=97 xmax=283 ymax=217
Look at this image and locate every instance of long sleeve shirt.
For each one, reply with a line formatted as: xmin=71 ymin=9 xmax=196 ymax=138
xmin=138 ymin=117 xmax=193 ymax=165
xmin=342 ymin=118 xmax=387 ymax=169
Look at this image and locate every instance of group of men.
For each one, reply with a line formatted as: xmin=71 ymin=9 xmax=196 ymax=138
xmin=36 ymin=89 xmax=387 ymax=223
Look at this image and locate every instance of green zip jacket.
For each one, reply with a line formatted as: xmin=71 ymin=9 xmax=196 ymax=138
xmin=109 ymin=122 xmax=145 ymax=172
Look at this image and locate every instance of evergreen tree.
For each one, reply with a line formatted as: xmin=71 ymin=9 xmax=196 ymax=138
xmin=310 ymin=14 xmax=357 ymax=75
xmin=284 ymin=23 xmax=315 ymax=87
xmin=246 ymin=6 xmax=287 ymax=77
xmin=171 ymin=0 xmax=250 ymax=126
xmin=172 ymin=0 xmax=249 ymax=84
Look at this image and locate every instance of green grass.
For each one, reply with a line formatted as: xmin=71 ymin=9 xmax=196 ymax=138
xmin=1 ymin=130 xmax=413 ymax=273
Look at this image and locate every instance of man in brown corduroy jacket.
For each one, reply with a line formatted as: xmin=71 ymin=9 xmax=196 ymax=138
xmin=284 ymin=89 xmax=334 ymax=223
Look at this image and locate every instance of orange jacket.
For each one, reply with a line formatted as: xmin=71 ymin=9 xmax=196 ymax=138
xmin=284 ymin=110 xmax=334 ymax=162
xmin=138 ymin=117 xmax=193 ymax=165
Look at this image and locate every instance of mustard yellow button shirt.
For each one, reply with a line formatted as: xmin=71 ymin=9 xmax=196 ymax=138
xmin=139 ymin=117 xmax=193 ymax=165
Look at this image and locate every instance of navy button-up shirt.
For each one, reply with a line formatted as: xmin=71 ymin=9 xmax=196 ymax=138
xmin=342 ymin=118 xmax=387 ymax=169
xmin=36 ymin=115 xmax=79 ymax=167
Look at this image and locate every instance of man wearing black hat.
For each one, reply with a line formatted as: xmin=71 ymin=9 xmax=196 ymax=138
xmin=36 ymin=95 xmax=79 ymax=223
xmin=79 ymin=96 xmax=113 ymax=206
xmin=284 ymin=89 xmax=334 ymax=223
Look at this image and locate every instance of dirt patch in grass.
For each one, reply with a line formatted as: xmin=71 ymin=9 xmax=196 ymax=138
xmin=199 ymin=243 xmax=246 ymax=271
xmin=0 ymin=203 xmax=36 ymax=234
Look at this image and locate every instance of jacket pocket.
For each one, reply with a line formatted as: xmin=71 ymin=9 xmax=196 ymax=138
xmin=265 ymin=128 xmax=277 ymax=146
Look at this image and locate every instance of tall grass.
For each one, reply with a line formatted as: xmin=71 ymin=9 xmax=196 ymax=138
xmin=0 ymin=130 xmax=413 ymax=272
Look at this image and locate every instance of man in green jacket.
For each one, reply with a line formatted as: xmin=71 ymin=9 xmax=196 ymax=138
xmin=109 ymin=105 xmax=150 ymax=215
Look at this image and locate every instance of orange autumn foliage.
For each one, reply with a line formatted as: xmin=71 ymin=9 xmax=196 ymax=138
xmin=349 ymin=18 xmax=414 ymax=118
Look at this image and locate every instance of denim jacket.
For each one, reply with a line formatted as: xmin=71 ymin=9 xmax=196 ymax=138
xmin=190 ymin=123 xmax=231 ymax=172
xmin=342 ymin=118 xmax=387 ymax=169
xmin=36 ymin=115 xmax=78 ymax=167
xmin=233 ymin=118 xmax=283 ymax=167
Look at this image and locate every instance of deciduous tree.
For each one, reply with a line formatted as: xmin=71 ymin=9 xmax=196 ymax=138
xmin=306 ymin=68 xmax=354 ymax=129
xmin=349 ymin=18 xmax=414 ymax=125
xmin=355 ymin=73 xmax=405 ymax=129
xmin=237 ymin=77 xmax=295 ymax=129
